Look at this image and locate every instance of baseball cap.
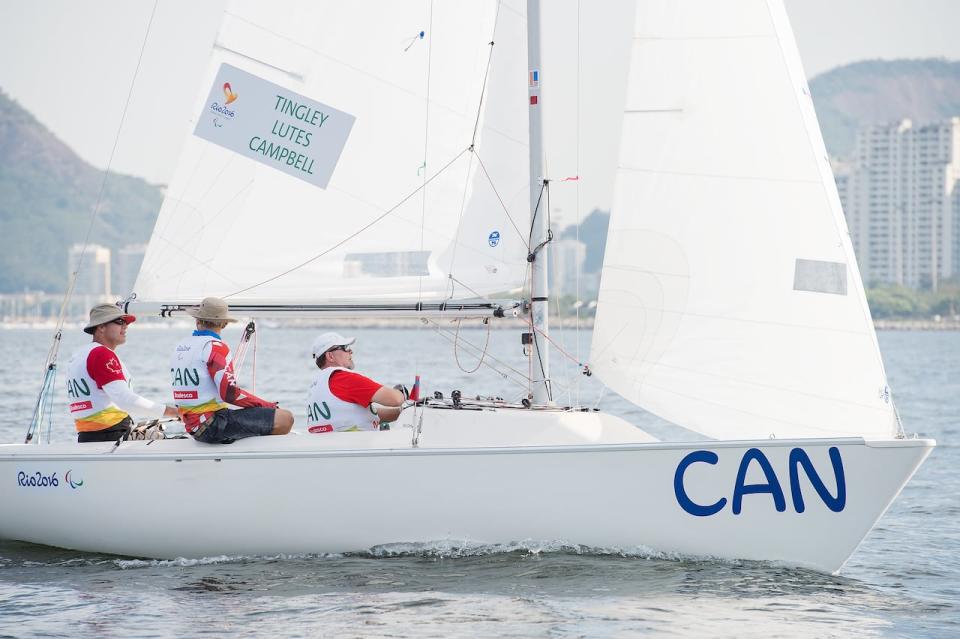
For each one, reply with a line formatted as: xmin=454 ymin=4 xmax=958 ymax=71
xmin=311 ymin=332 xmax=356 ymax=359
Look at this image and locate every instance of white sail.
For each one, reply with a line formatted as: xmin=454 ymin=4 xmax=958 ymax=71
xmin=590 ymin=0 xmax=898 ymax=440
xmin=134 ymin=0 xmax=529 ymax=306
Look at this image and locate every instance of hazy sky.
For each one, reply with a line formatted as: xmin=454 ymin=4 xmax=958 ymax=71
xmin=1 ymin=0 xmax=959 ymax=220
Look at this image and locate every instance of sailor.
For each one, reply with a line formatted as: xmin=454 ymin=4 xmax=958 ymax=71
xmin=171 ymin=297 xmax=293 ymax=443
xmin=305 ymin=332 xmax=407 ymax=433
xmin=66 ymin=304 xmax=179 ymax=443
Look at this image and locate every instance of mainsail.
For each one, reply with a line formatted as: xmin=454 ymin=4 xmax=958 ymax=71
xmin=134 ymin=0 xmax=530 ymax=307
xmin=591 ymin=0 xmax=899 ymax=440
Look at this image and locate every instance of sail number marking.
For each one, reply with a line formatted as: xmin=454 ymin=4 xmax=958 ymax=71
xmin=674 ymin=447 xmax=846 ymax=516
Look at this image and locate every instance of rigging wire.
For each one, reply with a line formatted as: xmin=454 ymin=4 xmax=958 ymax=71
xmin=453 ymin=319 xmax=491 ymax=374
xmin=413 ymin=0 xmax=436 ymax=436
xmin=445 ymin=152 xmax=478 ymax=300
xmin=25 ymin=0 xmax=160 ymax=444
xmin=553 ymin=294 xmax=573 ymax=407
xmin=524 ymin=179 xmax=553 ymax=402
xmin=251 ymin=326 xmax=258 ymax=393
xmin=425 ymin=319 xmax=530 ymax=390
xmin=517 ymin=181 xmax=547 ymax=298
xmin=530 ymin=324 xmax=587 ymax=371
xmin=470 ymin=0 xmax=503 ymax=148
xmin=544 ymin=177 xmax=567 ymax=403
xmin=446 ymin=275 xmax=487 ymax=301
xmin=232 ymin=321 xmax=258 ymax=392
xmin=473 ymin=151 xmax=528 ymax=247
xmin=574 ymin=0 xmax=583 ymax=408
xmin=593 ymin=385 xmax=607 ymax=411
xmin=445 ymin=3 xmax=503 ymax=299
xmin=526 ymin=182 xmax=548 ymax=249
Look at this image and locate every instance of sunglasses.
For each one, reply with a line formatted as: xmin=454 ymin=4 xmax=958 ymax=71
xmin=327 ymin=345 xmax=352 ymax=354
xmin=110 ymin=318 xmax=129 ymax=326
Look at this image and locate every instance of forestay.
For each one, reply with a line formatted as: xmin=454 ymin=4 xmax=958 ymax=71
xmin=134 ymin=0 xmax=529 ymax=306
xmin=590 ymin=0 xmax=898 ymax=440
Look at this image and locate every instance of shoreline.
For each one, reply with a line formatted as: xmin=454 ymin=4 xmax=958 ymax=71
xmin=2 ymin=317 xmax=959 ymax=330
xmin=873 ymin=318 xmax=960 ymax=330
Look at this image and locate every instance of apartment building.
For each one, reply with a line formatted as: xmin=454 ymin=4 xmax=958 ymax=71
xmin=839 ymin=118 xmax=960 ymax=290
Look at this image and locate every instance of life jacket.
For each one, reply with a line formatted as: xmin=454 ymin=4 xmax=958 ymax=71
xmin=170 ymin=333 xmax=229 ymax=432
xmin=65 ymin=342 xmax=131 ymax=432
xmin=305 ymin=367 xmax=381 ymax=433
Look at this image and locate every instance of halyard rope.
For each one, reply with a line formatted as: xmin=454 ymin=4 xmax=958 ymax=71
xmin=26 ymin=0 xmax=160 ymax=444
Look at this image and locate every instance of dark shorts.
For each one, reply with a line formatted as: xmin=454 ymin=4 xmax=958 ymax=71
xmin=194 ymin=408 xmax=276 ymax=444
xmin=77 ymin=417 xmax=133 ymax=443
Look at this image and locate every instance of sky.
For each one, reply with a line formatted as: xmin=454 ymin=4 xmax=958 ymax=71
xmin=1 ymin=0 xmax=959 ymax=223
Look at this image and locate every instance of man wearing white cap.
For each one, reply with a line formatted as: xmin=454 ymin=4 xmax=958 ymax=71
xmin=305 ymin=332 xmax=407 ymax=433
xmin=171 ymin=297 xmax=294 ymax=443
xmin=66 ymin=303 xmax=179 ymax=443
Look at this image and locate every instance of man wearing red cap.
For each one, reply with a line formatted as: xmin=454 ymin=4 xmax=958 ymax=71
xmin=65 ymin=303 xmax=178 ymax=443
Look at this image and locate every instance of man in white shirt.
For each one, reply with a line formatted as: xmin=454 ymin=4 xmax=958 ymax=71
xmin=304 ymin=332 xmax=407 ymax=433
xmin=65 ymin=304 xmax=178 ymax=443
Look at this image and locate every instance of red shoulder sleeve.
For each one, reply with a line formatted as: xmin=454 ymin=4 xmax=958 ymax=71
xmin=328 ymin=370 xmax=383 ymax=407
xmin=86 ymin=346 xmax=126 ymax=388
xmin=207 ymin=340 xmax=274 ymax=408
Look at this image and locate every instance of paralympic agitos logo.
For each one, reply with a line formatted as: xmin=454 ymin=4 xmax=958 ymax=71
xmin=66 ymin=470 xmax=84 ymax=489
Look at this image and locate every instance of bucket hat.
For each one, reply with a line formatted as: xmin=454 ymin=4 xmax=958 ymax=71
xmin=185 ymin=297 xmax=238 ymax=323
xmin=84 ymin=304 xmax=136 ymax=334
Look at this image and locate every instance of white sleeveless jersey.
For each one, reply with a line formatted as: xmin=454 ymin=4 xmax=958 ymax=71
xmin=305 ymin=367 xmax=380 ymax=433
xmin=65 ymin=342 xmax=131 ymax=432
xmin=170 ymin=333 xmax=229 ymax=423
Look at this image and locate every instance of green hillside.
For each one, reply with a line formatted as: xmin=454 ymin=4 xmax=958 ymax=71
xmin=810 ymin=58 xmax=960 ymax=158
xmin=0 ymin=89 xmax=162 ymax=293
xmin=2 ymin=59 xmax=960 ymax=293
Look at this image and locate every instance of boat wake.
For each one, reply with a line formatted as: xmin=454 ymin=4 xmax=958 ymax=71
xmin=356 ymin=539 xmax=673 ymax=560
xmin=114 ymin=553 xmax=344 ymax=570
xmin=112 ymin=539 xmax=691 ymax=570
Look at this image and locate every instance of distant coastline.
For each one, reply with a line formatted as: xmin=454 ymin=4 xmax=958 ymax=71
xmin=873 ymin=318 xmax=960 ymax=330
xmin=2 ymin=317 xmax=958 ymax=331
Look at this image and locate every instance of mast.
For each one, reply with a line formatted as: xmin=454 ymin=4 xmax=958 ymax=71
xmin=526 ymin=0 xmax=551 ymax=404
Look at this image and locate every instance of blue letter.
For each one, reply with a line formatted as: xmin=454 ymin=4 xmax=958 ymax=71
xmin=674 ymin=450 xmax=727 ymax=516
xmin=789 ymin=447 xmax=846 ymax=513
xmin=732 ymin=448 xmax=786 ymax=515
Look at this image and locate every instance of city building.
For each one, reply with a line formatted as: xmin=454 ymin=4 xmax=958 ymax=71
xmin=550 ymin=238 xmax=587 ymax=298
xmin=67 ymin=244 xmax=111 ymax=297
xmin=838 ymin=118 xmax=960 ymax=290
xmin=114 ymin=244 xmax=147 ymax=298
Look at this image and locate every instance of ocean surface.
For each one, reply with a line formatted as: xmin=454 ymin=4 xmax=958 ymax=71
xmin=0 ymin=325 xmax=956 ymax=637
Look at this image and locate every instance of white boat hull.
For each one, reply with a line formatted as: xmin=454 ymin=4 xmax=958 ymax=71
xmin=0 ymin=408 xmax=933 ymax=573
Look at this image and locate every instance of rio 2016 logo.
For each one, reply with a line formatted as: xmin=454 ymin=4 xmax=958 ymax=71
xmin=211 ymin=81 xmax=238 ymax=127
xmin=223 ymin=82 xmax=238 ymax=105
xmin=17 ymin=471 xmax=59 ymax=488
xmin=16 ymin=470 xmax=85 ymax=489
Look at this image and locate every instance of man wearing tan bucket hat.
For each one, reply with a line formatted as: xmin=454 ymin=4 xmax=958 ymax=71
xmin=170 ymin=297 xmax=293 ymax=443
xmin=65 ymin=303 xmax=179 ymax=443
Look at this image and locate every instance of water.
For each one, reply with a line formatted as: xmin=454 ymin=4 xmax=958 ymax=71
xmin=0 ymin=326 xmax=957 ymax=637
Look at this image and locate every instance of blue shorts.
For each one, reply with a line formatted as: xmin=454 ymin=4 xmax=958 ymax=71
xmin=194 ymin=408 xmax=276 ymax=444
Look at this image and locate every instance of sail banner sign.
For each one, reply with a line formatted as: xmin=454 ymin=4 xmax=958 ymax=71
xmin=194 ymin=63 xmax=355 ymax=188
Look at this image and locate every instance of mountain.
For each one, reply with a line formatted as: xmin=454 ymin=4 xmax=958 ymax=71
xmin=3 ymin=59 xmax=959 ymax=293
xmin=809 ymin=58 xmax=960 ymax=158
xmin=560 ymin=208 xmax=609 ymax=275
xmin=0 ymin=89 xmax=162 ymax=293
xmin=557 ymin=59 xmax=960 ymax=278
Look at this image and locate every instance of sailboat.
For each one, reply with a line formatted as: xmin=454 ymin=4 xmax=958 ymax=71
xmin=0 ymin=0 xmax=934 ymax=574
